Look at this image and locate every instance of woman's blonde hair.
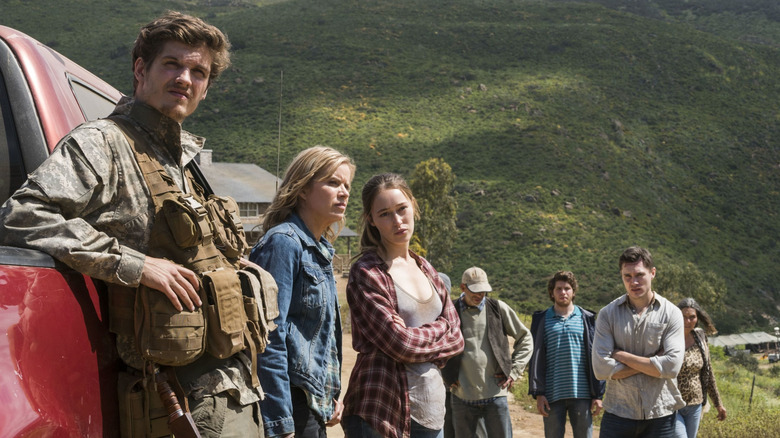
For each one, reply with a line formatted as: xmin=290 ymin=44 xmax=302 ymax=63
xmin=358 ymin=173 xmax=419 ymax=254
xmin=263 ymin=146 xmax=355 ymax=241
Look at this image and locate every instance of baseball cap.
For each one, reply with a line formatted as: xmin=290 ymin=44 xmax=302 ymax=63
xmin=461 ymin=266 xmax=492 ymax=293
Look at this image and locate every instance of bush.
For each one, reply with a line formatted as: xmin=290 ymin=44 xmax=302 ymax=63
xmin=769 ymin=365 xmax=780 ymax=378
xmin=710 ymin=345 xmax=726 ymax=360
xmin=728 ymin=351 xmax=758 ymax=372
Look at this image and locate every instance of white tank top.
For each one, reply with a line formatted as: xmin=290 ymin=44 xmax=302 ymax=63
xmin=395 ymin=279 xmax=446 ymax=430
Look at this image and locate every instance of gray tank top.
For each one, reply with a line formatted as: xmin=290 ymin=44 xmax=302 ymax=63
xmin=395 ymin=279 xmax=446 ymax=430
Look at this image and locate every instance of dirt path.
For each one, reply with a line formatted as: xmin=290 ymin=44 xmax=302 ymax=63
xmin=330 ymin=277 xmax=577 ymax=437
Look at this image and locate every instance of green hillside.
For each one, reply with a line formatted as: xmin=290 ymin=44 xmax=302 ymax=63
xmin=3 ymin=0 xmax=779 ymax=333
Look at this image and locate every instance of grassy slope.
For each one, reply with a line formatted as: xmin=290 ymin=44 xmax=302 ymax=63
xmin=2 ymin=0 xmax=779 ymax=332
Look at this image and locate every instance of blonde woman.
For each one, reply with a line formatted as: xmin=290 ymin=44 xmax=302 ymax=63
xmin=342 ymin=173 xmax=464 ymax=438
xmin=250 ymin=146 xmax=355 ymax=438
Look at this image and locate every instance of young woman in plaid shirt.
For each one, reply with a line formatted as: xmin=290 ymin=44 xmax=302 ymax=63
xmin=342 ymin=173 xmax=464 ymax=438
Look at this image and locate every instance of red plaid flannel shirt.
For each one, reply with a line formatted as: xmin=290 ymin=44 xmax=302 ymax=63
xmin=342 ymin=250 xmax=464 ymax=438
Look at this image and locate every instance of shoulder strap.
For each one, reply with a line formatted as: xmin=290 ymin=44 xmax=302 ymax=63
xmin=107 ymin=116 xmax=221 ymax=269
xmin=487 ymin=297 xmax=503 ymax=320
xmin=108 ymin=116 xmax=198 ymax=206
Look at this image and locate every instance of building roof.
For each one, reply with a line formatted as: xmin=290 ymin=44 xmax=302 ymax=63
xmin=200 ymin=161 xmax=279 ymax=204
xmin=334 ymin=224 xmax=358 ymax=238
xmin=196 ymin=150 xmax=358 ymax=240
xmin=709 ymin=331 xmax=778 ymax=348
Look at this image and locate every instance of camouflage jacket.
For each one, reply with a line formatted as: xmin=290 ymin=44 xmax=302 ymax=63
xmin=0 ymin=97 xmax=261 ymax=405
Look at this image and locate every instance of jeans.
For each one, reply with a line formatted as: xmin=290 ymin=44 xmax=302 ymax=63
xmin=450 ymin=395 xmax=512 ymax=438
xmin=599 ymin=412 xmax=677 ymax=438
xmin=343 ymin=415 xmax=442 ymax=438
xmin=542 ymin=399 xmax=592 ymax=438
xmin=675 ymin=404 xmax=703 ymax=438
xmin=411 ymin=419 xmax=444 ymax=438
xmin=444 ymin=392 xmax=455 ymax=438
xmin=444 ymin=392 xmax=487 ymax=438
xmin=342 ymin=415 xmax=383 ymax=438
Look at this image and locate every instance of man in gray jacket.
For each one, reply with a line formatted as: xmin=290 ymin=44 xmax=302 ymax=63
xmin=592 ymin=247 xmax=685 ymax=438
xmin=442 ymin=266 xmax=533 ymax=438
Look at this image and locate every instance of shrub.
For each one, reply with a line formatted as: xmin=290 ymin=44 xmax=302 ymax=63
xmin=728 ymin=351 xmax=758 ymax=372
xmin=710 ymin=345 xmax=726 ymax=360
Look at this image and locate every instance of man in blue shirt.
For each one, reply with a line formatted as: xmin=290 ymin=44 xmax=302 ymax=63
xmin=528 ymin=271 xmax=605 ymax=438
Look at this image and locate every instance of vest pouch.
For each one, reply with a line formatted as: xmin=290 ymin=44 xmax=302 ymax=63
xmin=243 ymin=295 xmax=263 ymax=388
xmin=109 ymin=284 xmax=137 ymax=338
xmin=241 ymin=264 xmax=279 ymax=332
xmin=117 ymin=370 xmax=170 ymax=438
xmin=135 ymin=284 xmax=206 ymax=366
xmin=203 ymin=269 xmax=246 ymax=358
xmin=162 ymin=195 xmax=209 ymax=248
xmin=238 ymin=269 xmax=269 ymax=353
xmin=245 ymin=296 xmax=267 ymax=352
xmin=243 ymin=296 xmax=261 ymax=330
xmin=204 ymin=195 xmax=249 ymax=258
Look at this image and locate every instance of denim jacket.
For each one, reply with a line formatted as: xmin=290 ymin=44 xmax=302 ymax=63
xmin=249 ymin=213 xmax=342 ymax=437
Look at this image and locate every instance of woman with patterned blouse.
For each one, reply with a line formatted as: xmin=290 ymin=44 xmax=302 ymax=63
xmin=675 ymin=298 xmax=727 ymax=437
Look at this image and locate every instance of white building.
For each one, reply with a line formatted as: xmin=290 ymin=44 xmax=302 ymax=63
xmin=196 ymin=149 xmax=279 ymax=244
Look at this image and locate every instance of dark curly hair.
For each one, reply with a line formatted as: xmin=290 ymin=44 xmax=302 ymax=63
xmin=547 ymin=271 xmax=578 ymax=303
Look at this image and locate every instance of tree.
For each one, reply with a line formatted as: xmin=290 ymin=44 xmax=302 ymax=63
xmin=410 ymin=158 xmax=457 ymax=272
xmin=653 ymin=262 xmax=726 ymax=313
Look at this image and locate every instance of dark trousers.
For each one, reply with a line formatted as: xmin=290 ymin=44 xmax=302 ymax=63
xmin=599 ymin=412 xmax=677 ymax=438
xmin=291 ymin=387 xmax=326 ymax=438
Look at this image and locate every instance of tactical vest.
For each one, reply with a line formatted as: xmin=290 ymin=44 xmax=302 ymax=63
xmin=106 ymin=116 xmax=279 ymax=388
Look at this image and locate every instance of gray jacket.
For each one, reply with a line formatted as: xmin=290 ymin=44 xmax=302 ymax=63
xmin=442 ymin=297 xmax=531 ymax=387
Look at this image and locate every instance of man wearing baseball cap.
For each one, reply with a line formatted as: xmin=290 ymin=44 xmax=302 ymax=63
xmin=442 ymin=267 xmax=533 ymax=438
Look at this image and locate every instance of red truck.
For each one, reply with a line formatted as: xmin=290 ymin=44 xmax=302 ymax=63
xmin=1 ymin=25 xmax=128 ymax=436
